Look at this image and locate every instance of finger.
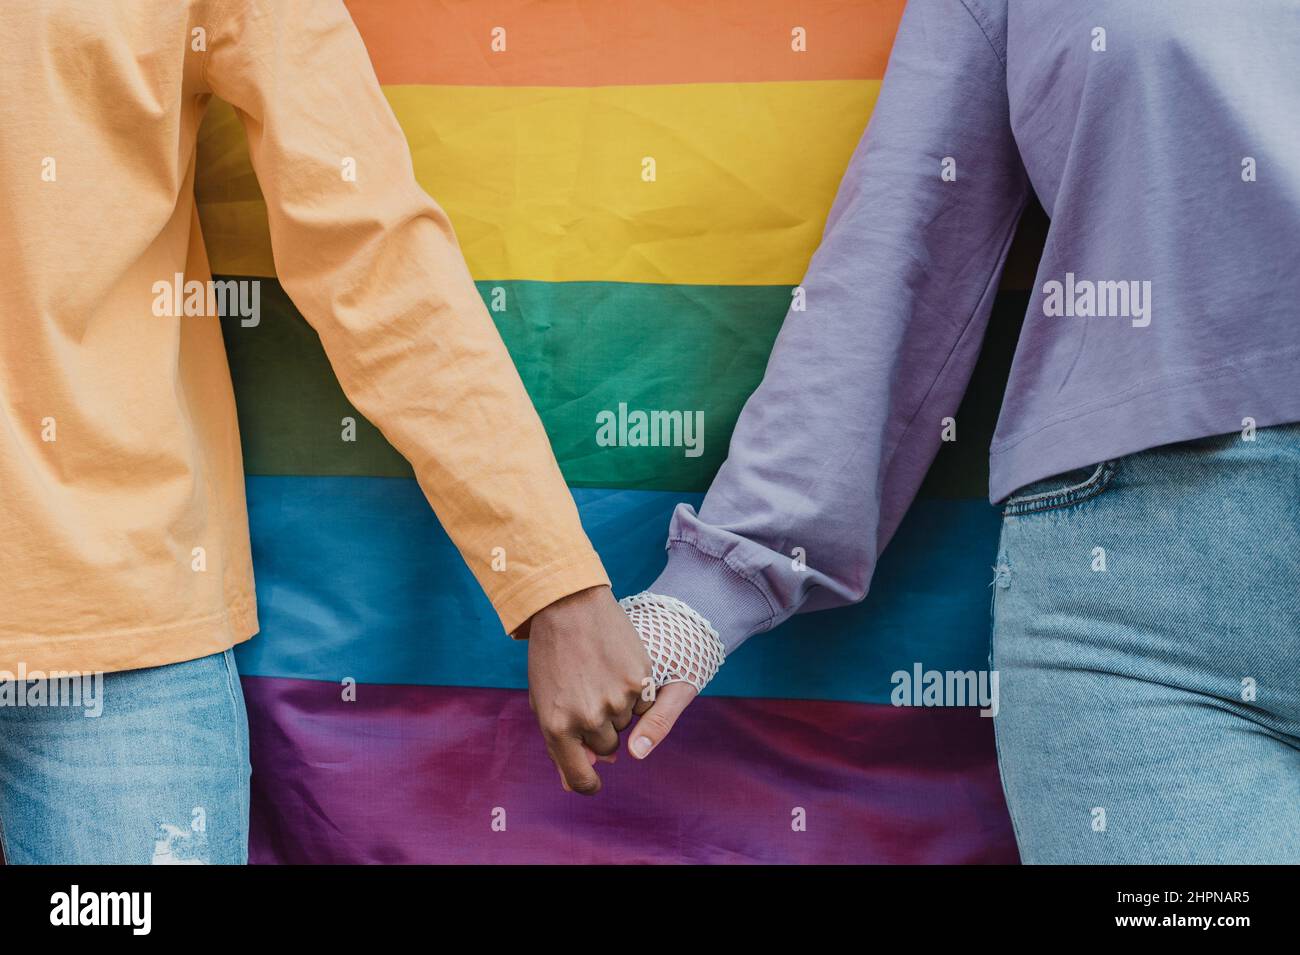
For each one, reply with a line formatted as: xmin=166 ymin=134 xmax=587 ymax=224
xmin=582 ymin=720 xmax=620 ymax=759
xmin=584 ymin=743 xmax=616 ymax=766
xmin=629 ymin=682 xmax=697 ymax=760
xmin=552 ymin=735 xmax=602 ymax=795
xmin=612 ymin=707 xmax=635 ymax=733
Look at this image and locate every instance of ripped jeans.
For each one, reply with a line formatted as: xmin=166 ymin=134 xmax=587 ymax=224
xmin=990 ymin=425 xmax=1300 ymax=863
xmin=0 ymin=649 xmax=250 ymax=864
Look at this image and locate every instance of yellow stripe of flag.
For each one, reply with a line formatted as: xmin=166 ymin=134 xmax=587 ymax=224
xmin=197 ymin=80 xmax=880 ymax=285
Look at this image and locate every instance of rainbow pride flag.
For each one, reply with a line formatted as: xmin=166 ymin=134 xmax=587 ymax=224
xmin=196 ymin=0 xmax=1025 ymax=864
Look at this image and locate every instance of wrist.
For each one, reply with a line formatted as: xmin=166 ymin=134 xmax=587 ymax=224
xmin=520 ymin=584 xmax=611 ymax=638
xmin=620 ymin=591 xmax=726 ymax=693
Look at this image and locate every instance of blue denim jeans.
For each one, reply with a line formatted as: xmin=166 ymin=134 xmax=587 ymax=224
xmin=0 ymin=649 xmax=250 ymax=864
xmin=991 ymin=425 xmax=1300 ymax=863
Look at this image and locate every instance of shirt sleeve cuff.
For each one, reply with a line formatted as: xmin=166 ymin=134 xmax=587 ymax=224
xmin=497 ymin=551 xmax=611 ymax=637
xmin=648 ymin=538 xmax=777 ymax=655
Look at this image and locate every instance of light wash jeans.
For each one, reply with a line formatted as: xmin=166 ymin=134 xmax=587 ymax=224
xmin=991 ymin=425 xmax=1300 ymax=863
xmin=0 ymin=649 xmax=250 ymax=864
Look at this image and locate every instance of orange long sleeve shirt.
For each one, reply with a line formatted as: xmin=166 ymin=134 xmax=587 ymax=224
xmin=0 ymin=0 xmax=608 ymax=675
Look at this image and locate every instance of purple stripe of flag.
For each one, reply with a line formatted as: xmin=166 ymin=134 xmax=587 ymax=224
xmin=244 ymin=676 xmax=1018 ymax=864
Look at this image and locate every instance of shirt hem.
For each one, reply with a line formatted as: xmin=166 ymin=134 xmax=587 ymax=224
xmin=989 ymin=353 xmax=1300 ymax=501
xmin=0 ymin=597 xmax=260 ymax=676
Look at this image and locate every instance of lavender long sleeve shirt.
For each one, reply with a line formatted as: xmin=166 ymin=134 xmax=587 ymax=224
xmin=651 ymin=0 xmax=1300 ymax=653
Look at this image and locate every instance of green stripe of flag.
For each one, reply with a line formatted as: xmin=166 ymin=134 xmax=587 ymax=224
xmin=220 ymin=277 xmax=1024 ymax=495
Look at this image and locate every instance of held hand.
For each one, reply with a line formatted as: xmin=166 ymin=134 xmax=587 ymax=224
xmin=526 ymin=586 xmax=651 ymax=795
xmin=628 ymin=681 xmax=697 ymax=760
xmin=618 ymin=591 xmax=726 ymax=761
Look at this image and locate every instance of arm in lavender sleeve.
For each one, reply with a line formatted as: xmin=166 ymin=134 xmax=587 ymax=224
xmin=647 ymin=0 xmax=1031 ymax=653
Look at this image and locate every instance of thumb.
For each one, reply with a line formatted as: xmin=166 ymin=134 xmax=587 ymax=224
xmin=628 ymin=682 xmax=697 ymax=760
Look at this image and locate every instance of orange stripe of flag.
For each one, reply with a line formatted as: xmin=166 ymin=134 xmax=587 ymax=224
xmin=344 ymin=0 xmax=906 ymax=86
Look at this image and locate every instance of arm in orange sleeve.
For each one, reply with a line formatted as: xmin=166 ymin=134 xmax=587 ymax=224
xmin=200 ymin=0 xmax=608 ymax=634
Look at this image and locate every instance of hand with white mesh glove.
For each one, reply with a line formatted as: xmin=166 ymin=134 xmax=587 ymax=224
xmin=618 ymin=592 xmax=726 ymax=760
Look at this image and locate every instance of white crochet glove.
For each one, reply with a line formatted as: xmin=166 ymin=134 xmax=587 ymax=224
xmin=619 ymin=591 xmax=726 ymax=694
